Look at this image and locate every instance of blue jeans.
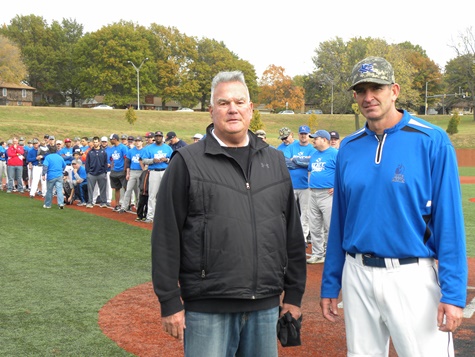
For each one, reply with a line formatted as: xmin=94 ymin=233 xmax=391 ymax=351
xmin=7 ymin=165 xmax=24 ymax=192
xmin=44 ymin=177 xmax=64 ymax=207
xmin=184 ymin=307 xmax=278 ymax=357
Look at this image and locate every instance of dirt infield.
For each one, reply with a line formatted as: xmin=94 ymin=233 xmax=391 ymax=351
xmin=22 ymin=181 xmax=475 ymax=356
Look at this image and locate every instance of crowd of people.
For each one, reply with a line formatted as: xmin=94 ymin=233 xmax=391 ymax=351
xmin=0 ymin=131 xmax=203 ymax=219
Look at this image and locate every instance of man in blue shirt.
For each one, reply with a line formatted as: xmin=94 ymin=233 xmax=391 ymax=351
xmin=71 ymin=158 xmax=88 ymax=205
xmin=320 ymin=57 xmax=467 ymax=356
xmin=284 ymin=125 xmax=316 ymax=242
xmin=58 ymin=138 xmax=74 ymax=182
xmin=0 ymin=140 xmax=7 ymax=190
xmin=141 ymin=131 xmax=173 ymax=223
xmin=306 ymin=130 xmax=338 ymax=264
xmin=120 ymin=136 xmax=145 ymax=213
xmin=108 ymin=134 xmax=129 ymax=211
xmin=276 ymin=127 xmax=294 ymax=155
xmin=42 ymin=152 xmax=66 ymax=209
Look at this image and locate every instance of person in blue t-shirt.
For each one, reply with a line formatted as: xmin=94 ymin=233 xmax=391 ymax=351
xmin=120 ymin=136 xmax=145 ymax=213
xmin=284 ymin=125 xmax=316 ymax=241
xmin=141 ymin=131 xmax=173 ymax=223
xmin=71 ymin=158 xmax=88 ymax=205
xmin=108 ymin=134 xmax=129 ymax=211
xmin=0 ymin=140 xmax=7 ymax=190
xmin=58 ymin=138 xmax=74 ymax=183
xmin=306 ymin=130 xmax=338 ymax=264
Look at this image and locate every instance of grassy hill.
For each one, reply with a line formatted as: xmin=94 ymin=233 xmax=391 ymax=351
xmin=1 ymin=106 xmax=474 ymax=148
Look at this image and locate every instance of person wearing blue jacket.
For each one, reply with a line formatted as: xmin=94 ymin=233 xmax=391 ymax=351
xmin=85 ymin=137 xmax=108 ymax=208
xmin=320 ymin=57 xmax=467 ymax=356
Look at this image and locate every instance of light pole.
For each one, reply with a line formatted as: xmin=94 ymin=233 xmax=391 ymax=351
xmin=322 ymin=74 xmax=334 ymax=115
xmin=127 ymin=58 xmax=149 ymax=110
xmin=425 ymin=78 xmax=439 ymax=115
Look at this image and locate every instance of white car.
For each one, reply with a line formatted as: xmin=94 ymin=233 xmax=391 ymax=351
xmin=92 ymin=104 xmax=113 ymax=110
xmin=177 ymin=107 xmax=194 ymax=112
xmin=279 ymin=110 xmax=295 ymax=114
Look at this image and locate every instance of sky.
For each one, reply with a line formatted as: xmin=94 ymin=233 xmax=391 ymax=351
xmin=2 ymin=0 xmax=474 ymax=78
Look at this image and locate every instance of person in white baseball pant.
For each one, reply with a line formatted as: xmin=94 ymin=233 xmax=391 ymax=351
xmin=320 ymin=57 xmax=467 ymax=356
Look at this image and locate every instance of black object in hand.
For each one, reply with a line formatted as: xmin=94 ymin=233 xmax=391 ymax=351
xmin=277 ymin=311 xmax=303 ymax=347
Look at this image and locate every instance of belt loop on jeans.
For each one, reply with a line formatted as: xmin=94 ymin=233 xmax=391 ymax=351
xmin=347 ymin=252 xmax=418 ymax=268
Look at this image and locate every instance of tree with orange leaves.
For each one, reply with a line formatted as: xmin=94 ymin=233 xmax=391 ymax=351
xmin=258 ymin=65 xmax=304 ymax=112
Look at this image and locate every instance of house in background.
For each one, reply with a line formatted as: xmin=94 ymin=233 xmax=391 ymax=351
xmin=0 ymin=82 xmax=36 ymax=106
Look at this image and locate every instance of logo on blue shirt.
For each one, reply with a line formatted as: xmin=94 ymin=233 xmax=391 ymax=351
xmin=392 ymin=164 xmax=405 ymax=183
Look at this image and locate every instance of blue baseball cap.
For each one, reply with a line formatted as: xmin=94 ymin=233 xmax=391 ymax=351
xmin=309 ymin=130 xmax=331 ymax=141
xmin=298 ymin=125 xmax=311 ymax=134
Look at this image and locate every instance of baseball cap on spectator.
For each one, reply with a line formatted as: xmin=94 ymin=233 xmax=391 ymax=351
xmin=165 ymin=131 xmax=176 ymax=142
xmin=309 ymin=130 xmax=331 ymax=141
xmin=278 ymin=127 xmax=291 ymax=139
xmin=298 ymin=125 xmax=311 ymax=134
xmin=135 ymin=136 xmax=143 ymax=141
xmin=73 ymin=137 xmax=81 ymax=141
xmin=154 ymin=131 xmax=164 ymax=137
xmin=329 ymin=131 xmax=340 ymax=139
xmin=73 ymin=148 xmax=81 ymax=154
xmin=110 ymin=133 xmax=119 ymax=140
xmin=101 ymin=136 xmax=108 ymax=142
xmin=44 ymin=134 xmax=50 ymax=139
xmin=127 ymin=135 xmax=134 ymax=141
xmin=145 ymin=132 xmax=153 ymax=138
xmin=7 ymin=139 xmax=12 ymax=145
xmin=19 ymin=138 xmax=25 ymax=144
xmin=64 ymin=138 xmax=71 ymax=143
xmin=32 ymin=138 xmax=40 ymax=144
xmin=49 ymin=135 xmax=55 ymax=140
xmin=255 ymin=130 xmax=266 ymax=138
xmin=348 ymin=56 xmax=395 ymax=91
xmin=72 ymin=159 xmax=82 ymax=165
xmin=27 ymin=140 xmax=32 ymax=144
xmin=121 ymin=134 xmax=128 ymax=140
xmin=56 ymin=140 xmax=63 ymax=145
xmin=192 ymin=133 xmax=203 ymax=140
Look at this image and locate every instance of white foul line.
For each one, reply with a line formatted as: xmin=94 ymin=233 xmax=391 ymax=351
xmin=463 ymin=293 xmax=475 ymax=319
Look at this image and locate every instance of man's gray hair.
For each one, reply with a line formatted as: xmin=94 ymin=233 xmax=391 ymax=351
xmin=210 ymin=71 xmax=249 ymax=105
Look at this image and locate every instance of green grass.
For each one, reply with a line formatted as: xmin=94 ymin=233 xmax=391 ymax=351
xmin=1 ymin=106 xmax=475 ymax=148
xmin=0 ymin=194 xmax=149 ymax=356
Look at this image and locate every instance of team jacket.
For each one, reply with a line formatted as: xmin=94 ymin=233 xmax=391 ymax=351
xmin=321 ymin=110 xmax=467 ymax=308
xmin=85 ymin=147 xmax=108 ymax=176
xmin=152 ymin=124 xmax=307 ymax=317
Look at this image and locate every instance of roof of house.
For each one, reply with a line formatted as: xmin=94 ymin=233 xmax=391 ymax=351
xmin=0 ymin=82 xmax=36 ymax=90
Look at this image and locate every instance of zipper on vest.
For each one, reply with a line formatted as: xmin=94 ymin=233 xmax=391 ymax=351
xmin=246 ymin=182 xmax=250 ymax=190
xmin=200 ymin=220 xmax=208 ymax=279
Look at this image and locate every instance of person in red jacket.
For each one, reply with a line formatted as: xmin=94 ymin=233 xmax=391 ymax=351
xmin=6 ymin=137 xmax=25 ymax=193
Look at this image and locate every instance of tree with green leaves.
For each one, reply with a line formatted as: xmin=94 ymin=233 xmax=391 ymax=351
xmin=449 ymin=27 xmax=475 ymax=121
xmin=75 ymin=21 xmax=155 ymax=107
xmin=249 ymin=109 xmax=264 ymax=132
